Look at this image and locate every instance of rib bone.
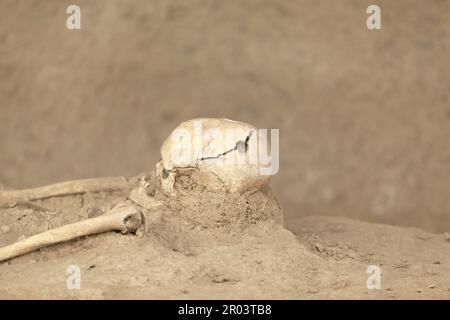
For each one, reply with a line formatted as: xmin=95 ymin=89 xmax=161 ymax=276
xmin=0 ymin=177 xmax=129 ymax=208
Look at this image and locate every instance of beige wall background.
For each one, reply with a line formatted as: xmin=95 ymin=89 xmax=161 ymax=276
xmin=0 ymin=0 xmax=449 ymax=232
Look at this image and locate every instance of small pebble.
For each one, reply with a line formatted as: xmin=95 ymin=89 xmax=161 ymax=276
xmin=432 ymin=261 xmax=441 ymax=265
xmin=1 ymin=226 xmax=10 ymax=234
xmin=428 ymin=284 xmax=437 ymax=289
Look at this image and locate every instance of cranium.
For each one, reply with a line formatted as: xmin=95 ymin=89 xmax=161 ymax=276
xmin=157 ymin=118 xmax=271 ymax=194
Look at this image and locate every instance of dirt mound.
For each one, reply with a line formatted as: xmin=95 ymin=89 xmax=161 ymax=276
xmin=0 ymin=179 xmax=314 ymax=299
xmin=1 ymin=179 xmax=450 ymax=299
xmin=149 ymin=169 xmax=282 ymax=254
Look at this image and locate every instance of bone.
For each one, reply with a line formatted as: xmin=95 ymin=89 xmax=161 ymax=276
xmin=128 ymin=185 xmax=163 ymax=210
xmin=0 ymin=177 xmax=130 ymax=208
xmin=159 ymin=118 xmax=270 ymax=193
xmin=0 ymin=204 xmax=142 ymax=263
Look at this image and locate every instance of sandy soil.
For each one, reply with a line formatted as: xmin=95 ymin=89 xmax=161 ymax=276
xmin=1 ymin=0 xmax=449 ymax=233
xmin=1 ymin=0 xmax=449 ymax=300
xmin=1 ymin=182 xmax=450 ymax=300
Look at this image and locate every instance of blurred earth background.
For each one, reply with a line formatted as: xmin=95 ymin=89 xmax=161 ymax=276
xmin=0 ymin=0 xmax=449 ymax=232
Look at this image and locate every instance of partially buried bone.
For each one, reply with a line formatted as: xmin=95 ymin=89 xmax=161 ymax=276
xmin=0 ymin=177 xmax=129 ymax=208
xmin=0 ymin=203 xmax=142 ymax=263
xmin=158 ymin=118 xmax=271 ymax=194
xmin=0 ymin=118 xmax=277 ymax=262
xmin=128 ymin=176 xmax=163 ymax=210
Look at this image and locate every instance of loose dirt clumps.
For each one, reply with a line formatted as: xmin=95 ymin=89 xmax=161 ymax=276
xmin=145 ymin=168 xmax=283 ymax=254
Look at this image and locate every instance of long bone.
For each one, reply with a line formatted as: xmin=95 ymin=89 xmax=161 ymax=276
xmin=0 ymin=203 xmax=142 ymax=263
xmin=0 ymin=177 xmax=130 ymax=208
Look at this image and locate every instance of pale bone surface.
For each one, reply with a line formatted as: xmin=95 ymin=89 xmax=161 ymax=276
xmin=159 ymin=118 xmax=270 ymax=194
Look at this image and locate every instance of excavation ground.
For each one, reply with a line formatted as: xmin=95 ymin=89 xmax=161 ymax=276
xmin=0 ymin=191 xmax=450 ymax=299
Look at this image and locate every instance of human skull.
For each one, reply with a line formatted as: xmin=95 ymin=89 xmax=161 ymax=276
xmin=157 ymin=118 xmax=271 ymax=194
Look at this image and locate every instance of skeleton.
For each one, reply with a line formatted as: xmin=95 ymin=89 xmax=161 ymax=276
xmin=0 ymin=118 xmax=274 ymax=263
